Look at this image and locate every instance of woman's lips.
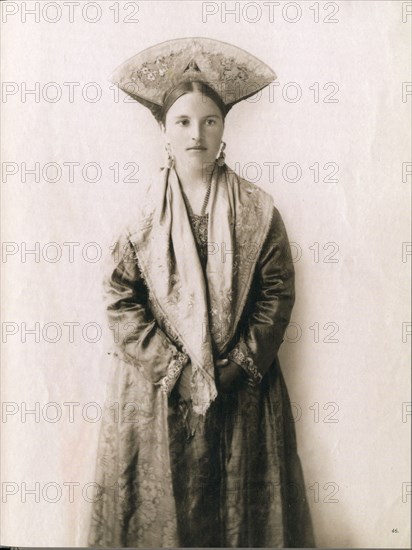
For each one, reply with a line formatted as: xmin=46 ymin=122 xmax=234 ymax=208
xmin=187 ymin=146 xmax=207 ymax=150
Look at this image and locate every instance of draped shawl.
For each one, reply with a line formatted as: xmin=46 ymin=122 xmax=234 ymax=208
xmin=125 ymin=163 xmax=274 ymax=415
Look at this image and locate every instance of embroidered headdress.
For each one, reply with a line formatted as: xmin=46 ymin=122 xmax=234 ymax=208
xmin=110 ymin=37 xmax=277 ymax=120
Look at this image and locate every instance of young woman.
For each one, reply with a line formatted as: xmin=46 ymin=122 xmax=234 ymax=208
xmin=88 ymin=37 xmax=315 ymax=548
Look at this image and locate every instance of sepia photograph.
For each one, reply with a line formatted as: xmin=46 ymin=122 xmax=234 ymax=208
xmin=1 ymin=1 xmax=411 ymax=548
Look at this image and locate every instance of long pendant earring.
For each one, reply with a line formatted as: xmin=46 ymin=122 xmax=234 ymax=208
xmin=216 ymin=141 xmax=226 ymax=167
xmin=165 ymin=143 xmax=174 ymax=169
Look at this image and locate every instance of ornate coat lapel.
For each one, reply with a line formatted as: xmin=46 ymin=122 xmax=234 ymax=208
xmin=216 ymin=167 xmax=274 ymax=353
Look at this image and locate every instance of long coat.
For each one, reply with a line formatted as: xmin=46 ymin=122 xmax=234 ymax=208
xmin=87 ymin=168 xmax=315 ymax=548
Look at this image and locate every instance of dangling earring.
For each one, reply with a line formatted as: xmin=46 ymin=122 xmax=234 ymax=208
xmin=165 ymin=143 xmax=174 ymax=169
xmin=216 ymin=141 xmax=226 ymax=167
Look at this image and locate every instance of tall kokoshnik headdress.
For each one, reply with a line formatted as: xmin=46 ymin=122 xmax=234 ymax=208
xmin=110 ymin=37 xmax=277 ymax=120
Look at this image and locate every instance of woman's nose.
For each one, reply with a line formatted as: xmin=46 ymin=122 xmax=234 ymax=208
xmin=191 ymin=123 xmax=202 ymax=141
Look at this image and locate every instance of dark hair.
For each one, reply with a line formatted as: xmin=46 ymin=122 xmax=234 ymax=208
xmin=158 ymin=80 xmax=228 ymax=126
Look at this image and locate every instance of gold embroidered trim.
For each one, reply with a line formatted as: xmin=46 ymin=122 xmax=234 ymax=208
xmin=227 ymin=346 xmax=263 ymax=384
xmin=159 ymin=351 xmax=189 ymax=396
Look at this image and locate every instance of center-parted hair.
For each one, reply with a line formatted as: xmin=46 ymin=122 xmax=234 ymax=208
xmin=158 ymin=80 xmax=228 ymax=126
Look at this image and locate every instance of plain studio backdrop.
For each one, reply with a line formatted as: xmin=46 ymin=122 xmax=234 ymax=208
xmin=1 ymin=1 xmax=411 ymax=547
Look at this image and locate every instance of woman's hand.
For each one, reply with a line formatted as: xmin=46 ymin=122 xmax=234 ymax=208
xmin=215 ymin=358 xmax=247 ymax=393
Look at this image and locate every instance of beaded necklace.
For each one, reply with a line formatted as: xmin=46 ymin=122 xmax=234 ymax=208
xmin=178 ymin=178 xmax=212 ymax=264
xmin=179 ymin=178 xmax=212 ymax=218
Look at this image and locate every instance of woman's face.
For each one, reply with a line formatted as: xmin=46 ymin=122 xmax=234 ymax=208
xmin=162 ymin=91 xmax=224 ymax=171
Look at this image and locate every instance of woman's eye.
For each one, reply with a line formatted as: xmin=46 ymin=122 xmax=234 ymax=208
xmin=177 ymin=119 xmax=189 ymax=126
xmin=205 ymin=119 xmax=216 ymax=126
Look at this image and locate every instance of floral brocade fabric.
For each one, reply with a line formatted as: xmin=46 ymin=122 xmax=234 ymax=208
xmin=88 ymin=354 xmax=315 ymax=548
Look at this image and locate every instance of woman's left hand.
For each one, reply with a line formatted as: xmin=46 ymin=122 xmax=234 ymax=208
xmin=215 ymin=358 xmax=247 ymax=392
